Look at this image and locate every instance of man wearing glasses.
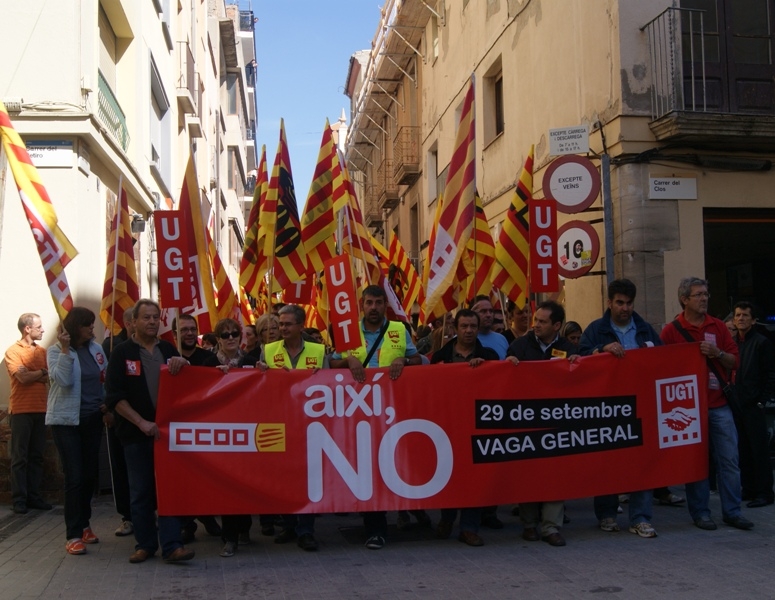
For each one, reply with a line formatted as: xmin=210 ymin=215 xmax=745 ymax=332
xmin=661 ymin=277 xmax=753 ymax=532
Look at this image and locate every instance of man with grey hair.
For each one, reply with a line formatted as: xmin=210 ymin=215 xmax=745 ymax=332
xmin=259 ymin=303 xmax=328 ymax=551
xmin=660 ymin=277 xmax=753 ymax=531
xmin=5 ymin=313 xmax=52 ymax=514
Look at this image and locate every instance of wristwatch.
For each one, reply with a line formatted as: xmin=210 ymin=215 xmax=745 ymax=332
xmin=717 ymin=351 xmax=725 ymax=360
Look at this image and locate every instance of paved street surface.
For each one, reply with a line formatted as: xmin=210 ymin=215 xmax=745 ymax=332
xmin=0 ymin=490 xmax=772 ymax=600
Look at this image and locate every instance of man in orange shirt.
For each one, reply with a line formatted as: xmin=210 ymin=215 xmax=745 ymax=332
xmin=4 ymin=313 xmax=52 ymax=514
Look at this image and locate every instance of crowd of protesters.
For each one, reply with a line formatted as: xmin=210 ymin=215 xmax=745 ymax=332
xmin=4 ymin=275 xmax=773 ymax=561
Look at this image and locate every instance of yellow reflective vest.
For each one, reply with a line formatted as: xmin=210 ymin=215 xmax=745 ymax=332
xmin=343 ymin=320 xmax=407 ymax=367
xmin=265 ymin=340 xmax=326 ymax=370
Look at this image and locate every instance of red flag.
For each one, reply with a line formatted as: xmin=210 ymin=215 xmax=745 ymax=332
xmin=465 ymin=192 xmax=496 ymax=302
xmin=240 ymin=145 xmax=268 ymax=297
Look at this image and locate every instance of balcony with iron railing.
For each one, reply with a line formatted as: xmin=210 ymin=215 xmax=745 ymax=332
xmin=393 ymin=126 xmax=421 ymax=186
xmin=97 ymin=70 xmax=130 ymax=151
xmin=364 ymin=184 xmax=382 ymax=228
xmin=641 ymin=6 xmax=775 ymax=150
xmin=176 ymin=41 xmax=199 ymax=115
xmin=377 ymin=158 xmax=399 ymax=211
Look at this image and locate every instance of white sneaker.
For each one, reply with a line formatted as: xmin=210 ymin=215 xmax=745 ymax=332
xmin=629 ymin=522 xmax=657 ymax=538
xmin=115 ymin=520 xmax=133 ymax=536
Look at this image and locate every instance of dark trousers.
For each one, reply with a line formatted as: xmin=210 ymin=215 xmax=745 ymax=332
xmin=106 ymin=424 xmax=131 ymax=521
xmin=282 ymin=513 xmax=316 ymax=536
xmin=123 ymin=438 xmax=182 ymax=557
xmin=221 ymin=515 xmax=252 ymax=544
xmin=735 ymin=402 xmax=774 ymax=501
xmin=363 ymin=511 xmax=387 ymax=537
xmin=9 ymin=413 xmax=46 ymax=505
xmin=51 ymin=412 xmax=103 ymax=540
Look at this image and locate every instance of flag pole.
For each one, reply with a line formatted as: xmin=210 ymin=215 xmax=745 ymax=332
xmin=108 ymin=177 xmax=123 ymax=347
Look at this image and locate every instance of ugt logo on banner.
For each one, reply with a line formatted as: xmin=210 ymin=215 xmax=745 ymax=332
xmin=324 ymin=255 xmax=360 ymax=351
xmin=530 ymin=199 xmax=558 ymax=292
xmin=155 ymin=212 xmax=193 ymax=307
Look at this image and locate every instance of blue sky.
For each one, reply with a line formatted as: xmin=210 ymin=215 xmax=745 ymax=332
xmin=253 ymin=1 xmax=380 ymax=207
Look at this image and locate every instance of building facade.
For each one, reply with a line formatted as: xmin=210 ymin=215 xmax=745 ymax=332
xmin=0 ymin=0 xmax=257 ymax=404
xmin=345 ymin=0 xmax=775 ymax=329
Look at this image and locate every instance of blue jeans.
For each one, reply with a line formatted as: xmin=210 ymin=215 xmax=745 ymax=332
xmin=686 ymin=405 xmax=742 ymax=520
xmin=51 ymin=411 xmax=103 ymax=540
xmin=9 ymin=413 xmax=46 ymax=506
xmin=123 ymin=438 xmax=183 ymax=556
xmin=594 ymin=490 xmax=652 ymax=526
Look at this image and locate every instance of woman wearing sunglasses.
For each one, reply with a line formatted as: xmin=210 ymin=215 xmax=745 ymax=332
xmin=210 ymin=319 xmax=257 ymax=557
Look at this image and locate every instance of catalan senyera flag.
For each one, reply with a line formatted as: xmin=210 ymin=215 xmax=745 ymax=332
xmin=177 ymin=156 xmax=217 ymax=333
xmin=340 ymin=170 xmax=407 ymax=321
xmin=239 ymin=286 xmax=255 ymax=325
xmin=0 ymin=101 xmax=78 ymax=320
xmin=420 ymin=194 xmax=458 ymax=325
xmin=301 ymin=120 xmax=348 ymax=273
xmin=205 ymin=221 xmax=238 ymax=321
xmin=465 ymin=192 xmax=496 ymax=302
xmin=239 ymin=145 xmax=268 ymax=297
xmin=388 ymin=231 xmax=422 ymax=315
xmin=100 ymin=183 xmax=139 ymax=334
xmin=267 ymin=119 xmax=308 ymax=291
xmin=492 ymin=145 xmax=533 ymax=309
xmin=424 ymin=78 xmax=476 ymax=317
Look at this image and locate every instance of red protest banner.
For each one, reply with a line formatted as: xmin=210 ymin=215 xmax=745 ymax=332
xmin=155 ymin=344 xmax=708 ymax=516
xmin=155 ymin=211 xmax=192 ymax=307
xmin=283 ymin=278 xmax=313 ymax=304
xmin=529 ymin=199 xmax=558 ymax=292
xmin=324 ymin=254 xmax=360 ymax=351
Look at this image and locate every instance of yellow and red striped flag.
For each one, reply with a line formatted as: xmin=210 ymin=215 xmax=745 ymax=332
xmin=492 ymin=145 xmax=533 ymax=309
xmin=301 ymin=120 xmax=348 ymax=273
xmin=205 ymin=221 xmax=237 ymax=321
xmin=0 ymin=101 xmax=78 ymax=320
xmin=267 ymin=119 xmax=308 ymax=291
xmin=388 ymin=231 xmax=422 ymax=315
xmin=239 ymin=286 xmax=255 ymax=325
xmin=465 ymin=192 xmax=496 ymax=302
xmin=424 ymin=78 xmax=476 ymax=317
xmin=100 ymin=183 xmax=139 ymax=334
xmin=239 ymin=145 xmax=268 ymax=297
xmin=178 ymin=156 xmax=217 ymax=333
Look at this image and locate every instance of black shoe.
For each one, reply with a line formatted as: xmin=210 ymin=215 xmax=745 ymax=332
xmin=297 ymin=533 xmax=319 ymax=551
xmin=365 ymin=535 xmax=385 ymax=549
xmin=694 ymin=517 xmax=717 ymax=531
xmin=274 ymin=529 xmax=297 ymax=544
xmin=746 ymin=498 xmax=773 ymax=509
xmin=219 ymin=542 xmax=236 ymax=558
xmin=12 ymin=503 xmax=28 ymax=515
xmin=722 ymin=515 xmax=754 ymax=530
xmin=27 ymin=500 xmax=52 ymax=510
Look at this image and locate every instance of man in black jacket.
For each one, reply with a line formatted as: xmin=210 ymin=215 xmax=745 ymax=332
xmin=431 ymin=309 xmax=498 ymax=547
xmin=105 ymin=299 xmax=194 ymax=564
xmin=732 ymin=301 xmax=775 ymax=508
xmin=506 ymin=301 xmax=578 ymax=547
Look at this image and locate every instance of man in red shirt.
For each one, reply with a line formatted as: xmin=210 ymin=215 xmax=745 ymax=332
xmin=660 ymin=277 xmax=753 ymax=531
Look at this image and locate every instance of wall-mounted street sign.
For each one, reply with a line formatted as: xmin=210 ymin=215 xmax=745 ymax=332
xmin=548 ymin=125 xmax=589 ymax=156
xmin=26 ymin=140 xmax=73 ymax=168
xmin=556 ymin=220 xmax=600 ymax=279
xmin=542 ymin=155 xmax=601 ymax=214
xmin=648 ymin=177 xmax=697 ymax=200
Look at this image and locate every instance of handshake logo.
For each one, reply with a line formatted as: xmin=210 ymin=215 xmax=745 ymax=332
xmin=656 ymin=376 xmax=701 ymax=449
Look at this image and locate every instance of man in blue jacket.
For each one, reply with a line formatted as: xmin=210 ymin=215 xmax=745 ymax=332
xmin=579 ymin=278 xmax=663 ymax=538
